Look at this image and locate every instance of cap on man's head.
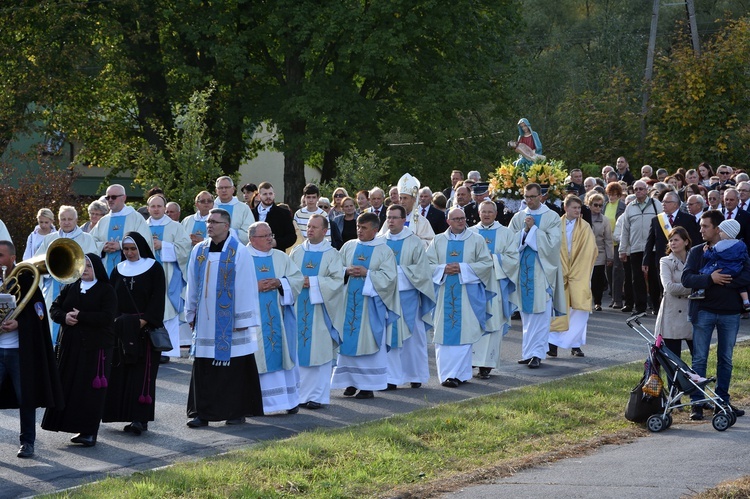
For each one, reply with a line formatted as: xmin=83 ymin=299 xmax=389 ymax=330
xmin=719 ymin=219 xmax=740 ymax=239
xmin=472 ymin=182 xmax=490 ymax=195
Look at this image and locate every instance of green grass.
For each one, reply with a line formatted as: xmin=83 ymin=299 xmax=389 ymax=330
xmin=51 ymin=344 xmax=750 ymax=498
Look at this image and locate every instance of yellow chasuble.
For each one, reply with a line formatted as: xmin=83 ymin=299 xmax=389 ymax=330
xmin=551 ymin=216 xmax=598 ymax=332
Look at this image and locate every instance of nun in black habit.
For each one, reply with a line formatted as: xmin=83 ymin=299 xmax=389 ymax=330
xmin=102 ymin=232 xmax=165 ymax=435
xmin=42 ymin=254 xmax=117 ymax=446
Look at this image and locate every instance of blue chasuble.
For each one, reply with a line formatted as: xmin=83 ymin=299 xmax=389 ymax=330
xmin=519 ymin=214 xmax=543 ymax=313
xmin=105 ymin=215 xmax=126 ymax=275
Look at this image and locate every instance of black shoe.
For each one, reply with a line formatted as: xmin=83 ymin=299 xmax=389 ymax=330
xmin=477 ymin=367 xmax=491 ymax=379
xmin=690 ymin=406 xmax=704 ymax=421
xmin=304 ymin=401 xmax=323 ymax=410
xmin=17 ymin=443 xmax=34 ymax=458
xmin=355 ymin=390 xmax=374 ymax=399
xmin=441 ymin=378 xmax=460 ymax=388
xmin=343 ymin=386 xmax=357 ymax=397
xmin=159 ymin=355 xmax=170 ymax=364
xmin=716 ymin=404 xmax=745 ymax=417
xmin=511 ymin=311 xmax=521 ymax=320
xmin=70 ymin=434 xmax=96 ymax=447
xmin=186 ymin=417 xmax=209 ymax=428
xmin=571 ymin=348 xmax=585 ymax=357
xmin=621 ymin=306 xmax=633 ymax=313
xmin=528 ymin=357 xmax=541 ymax=368
xmin=517 ymin=358 xmax=532 ymax=364
xmin=547 ymin=344 xmax=558 ymax=357
xmin=124 ymin=421 xmax=147 ymax=435
xmin=287 ymin=405 xmax=300 ymax=414
xmin=410 ymin=382 xmax=422 ymax=388
xmin=385 ymin=383 xmax=398 ymax=391
xmin=594 ymin=304 xmax=602 ymax=312
xmin=225 ymin=417 xmax=245 ymax=425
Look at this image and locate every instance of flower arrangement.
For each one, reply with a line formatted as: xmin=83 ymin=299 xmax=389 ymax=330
xmin=488 ymin=159 xmax=568 ymax=201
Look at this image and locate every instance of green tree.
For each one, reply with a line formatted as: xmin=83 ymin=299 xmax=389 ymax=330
xmin=132 ymin=84 xmax=226 ymax=212
xmin=646 ymin=18 xmax=750 ymax=169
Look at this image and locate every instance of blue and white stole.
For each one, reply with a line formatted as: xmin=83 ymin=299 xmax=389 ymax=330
xmin=149 ymin=222 xmax=184 ymax=313
xmin=480 ymin=226 xmax=515 ymax=335
xmin=341 ymin=243 xmax=377 ymax=356
xmin=215 ymin=201 xmax=235 ymax=220
xmin=296 ymin=250 xmax=336 ymax=367
xmin=520 ymin=213 xmax=543 ymax=313
xmin=193 ymin=237 xmax=238 ymax=365
xmin=254 ymin=255 xmax=288 ymax=372
xmin=105 ymin=215 xmax=126 ymax=275
xmin=191 ymin=219 xmax=207 ymax=240
xmin=385 ymin=238 xmax=415 ymax=348
xmin=441 ymin=239 xmax=465 ymax=345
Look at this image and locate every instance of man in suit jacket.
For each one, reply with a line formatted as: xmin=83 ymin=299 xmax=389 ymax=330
xmin=722 ymin=188 xmax=750 ymax=252
xmin=615 ymin=156 xmax=636 ymax=185
xmin=642 ymin=190 xmax=700 ymax=314
xmin=418 ymin=187 xmax=448 ymax=234
xmin=471 ymin=182 xmax=508 ymax=226
xmin=251 ymin=182 xmax=297 ymax=252
xmin=363 ymin=187 xmax=387 ymax=228
xmin=455 ymin=185 xmax=480 ymax=226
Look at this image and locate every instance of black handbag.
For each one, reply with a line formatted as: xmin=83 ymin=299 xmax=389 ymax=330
xmin=147 ymin=326 xmax=173 ymax=352
xmin=625 ymin=376 xmax=666 ymax=422
xmin=119 ymin=278 xmax=172 ymax=352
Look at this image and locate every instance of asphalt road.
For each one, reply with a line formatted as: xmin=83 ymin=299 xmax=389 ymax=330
xmin=0 ymin=308 xmax=745 ymax=498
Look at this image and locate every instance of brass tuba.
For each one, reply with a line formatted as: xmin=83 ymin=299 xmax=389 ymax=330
xmin=0 ymin=238 xmax=85 ymax=322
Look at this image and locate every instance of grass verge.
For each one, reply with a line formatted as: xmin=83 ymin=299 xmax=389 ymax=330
xmin=51 ymin=344 xmax=750 ymax=498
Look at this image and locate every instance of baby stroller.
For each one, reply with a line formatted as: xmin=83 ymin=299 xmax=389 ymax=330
xmin=626 ymin=313 xmax=737 ymax=432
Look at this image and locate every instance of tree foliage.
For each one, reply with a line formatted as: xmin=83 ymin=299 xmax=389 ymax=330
xmin=646 ymin=18 xmax=750 ymax=170
xmin=132 ymin=84 xmax=225 ymax=211
xmin=0 ymin=157 xmax=79 ymax=258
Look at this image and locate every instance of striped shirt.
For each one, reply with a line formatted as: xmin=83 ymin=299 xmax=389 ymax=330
xmin=294 ymin=207 xmax=331 ymax=239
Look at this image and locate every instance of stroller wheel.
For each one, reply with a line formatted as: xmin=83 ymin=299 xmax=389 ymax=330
xmin=647 ymin=414 xmax=666 ymax=432
xmin=712 ymin=413 xmax=731 ymax=431
xmin=728 ymin=411 xmax=737 ymax=427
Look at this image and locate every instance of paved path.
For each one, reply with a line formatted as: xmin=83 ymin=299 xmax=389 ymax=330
xmin=0 ymin=308 xmax=745 ymax=498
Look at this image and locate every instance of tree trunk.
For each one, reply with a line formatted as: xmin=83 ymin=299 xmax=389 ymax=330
xmin=320 ymin=147 xmax=341 ymax=183
xmin=284 ymin=149 xmax=306 ymax=209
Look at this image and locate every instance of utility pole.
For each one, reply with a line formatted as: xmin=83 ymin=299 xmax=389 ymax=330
xmin=641 ymin=0 xmax=660 ymax=146
xmin=686 ymin=0 xmax=701 ymax=56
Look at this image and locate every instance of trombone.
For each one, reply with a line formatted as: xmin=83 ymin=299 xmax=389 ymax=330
xmin=0 ymin=238 xmax=85 ymax=323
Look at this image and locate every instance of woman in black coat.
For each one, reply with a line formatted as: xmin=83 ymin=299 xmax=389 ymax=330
xmin=42 ymin=254 xmax=117 ymax=447
xmin=102 ymin=232 xmax=165 ymax=436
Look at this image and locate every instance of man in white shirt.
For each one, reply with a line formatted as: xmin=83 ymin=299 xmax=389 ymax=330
xmin=213 ymin=176 xmax=255 ymax=245
xmin=90 ymin=184 xmax=152 ymax=275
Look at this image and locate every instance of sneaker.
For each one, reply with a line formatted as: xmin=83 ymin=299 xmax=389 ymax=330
xmin=716 ymin=404 xmax=745 ymax=417
xmin=688 ymin=289 xmax=705 ymax=300
xmin=744 ymin=301 xmax=750 ymax=312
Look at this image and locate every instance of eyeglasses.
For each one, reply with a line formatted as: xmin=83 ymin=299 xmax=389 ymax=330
xmin=206 ymin=220 xmax=227 ymax=225
xmin=105 ymin=194 xmax=124 ymax=201
xmin=591 ymin=203 xmax=603 ymax=208
xmin=197 ymin=199 xmax=213 ymax=204
xmin=524 ymin=195 xmax=539 ymax=200
xmin=318 ymin=205 xmax=330 ymax=209
xmin=634 ymin=187 xmax=647 ymax=191
xmin=251 ymin=233 xmax=274 ymax=238
xmin=718 ymin=171 xmax=730 ymax=175
xmin=449 ymin=217 xmax=466 ymax=222
xmin=334 ymin=193 xmax=345 ymax=198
